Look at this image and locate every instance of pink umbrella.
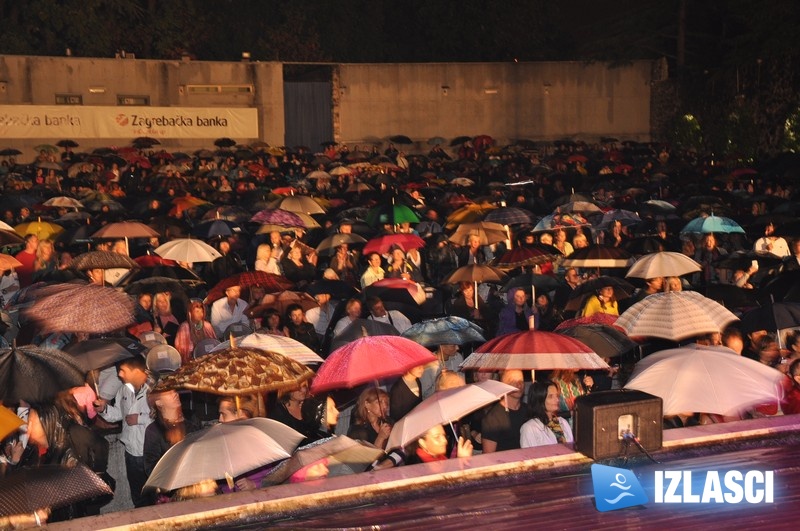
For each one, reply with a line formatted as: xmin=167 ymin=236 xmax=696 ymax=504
xmin=362 ymin=234 xmax=426 ymax=255
xmin=310 ymin=336 xmax=437 ymax=394
xmin=461 ymin=330 xmax=609 ymax=371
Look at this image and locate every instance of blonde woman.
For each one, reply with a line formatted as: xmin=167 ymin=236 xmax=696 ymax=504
xmin=254 ymin=243 xmax=281 ymax=275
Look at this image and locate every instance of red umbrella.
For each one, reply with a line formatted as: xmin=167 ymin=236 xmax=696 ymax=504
xmin=554 ymin=313 xmax=623 ymax=332
xmin=461 ymin=330 xmax=609 ymax=371
xmin=492 ymin=246 xmax=560 ymax=270
xmin=362 ymin=234 xmax=426 ymax=255
xmin=366 ymin=278 xmax=427 ymax=306
xmin=205 ymin=271 xmax=294 ymax=303
xmin=249 ymin=290 xmax=319 ymax=318
xmin=310 ymin=336 xmax=437 ymax=394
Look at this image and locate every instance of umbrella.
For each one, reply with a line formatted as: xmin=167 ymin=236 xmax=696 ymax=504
xmin=311 ymin=336 xmax=437 ymax=394
xmin=366 ymin=202 xmax=421 ymax=227
xmin=401 ymin=316 xmax=485 ymax=347
xmin=566 ymin=276 xmax=636 ymax=304
xmin=262 ymin=435 xmax=384 ymax=486
xmin=555 ymin=324 xmax=637 ymax=358
xmin=450 ymin=136 xmax=472 ymax=146
xmin=386 ymin=380 xmax=517 ymax=449
xmin=14 ymin=219 xmax=64 ymax=240
xmin=307 ymin=170 xmax=332 ymax=180
xmin=306 ymin=279 xmax=358 ymax=300
xmin=561 ymin=245 xmax=632 ymax=269
xmin=0 ymin=230 xmax=24 ymax=246
xmin=214 ymin=137 xmax=237 ymax=148
xmin=34 ymin=144 xmax=59 ymax=154
xmin=531 ymin=213 xmax=591 ymax=233
xmin=757 ymin=270 xmax=800 ymax=304
xmin=250 ymin=208 xmax=305 ymax=227
xmin=251 ymin=290 xmax=319 ymax=317
xmin=42 ymin=196 xmax=84 ymax=209
xmin=443 ymin=264 xmax=507 ymax=285
xmin=0 ymin=405 xmax=24 ymax=441
xmin=154 ymin=346 xmax=314 ymax=396
xmin=133 ymin=136 xmax=161 ymax=147
xmin=389 ymin=135 xmax=413 ymax=144
xmin=271 ymin=195 xmax=327 ymax=215
xmin=91 ymin=221 xmax=160 ymax=251
xmin=0 ymin=464 xmax=113 ymax=517
xmin=70 ymin=250 xmax=139 ymax=270
xmin=144 ymin=418 xmax=304 ymax=492
xmin=740 ymin=302 xmax=800 ymax=336
xmin=492 ymin=246 xmax=561 ymax=270
xmin=680 ymin=214 xmax=746 ymax=234
xmin=616 ymin=291 xmax=739 ymax=341
xmin=65 ymin=337 xmax=148 ymax=372
xmin=24 ymin=283 xmax=136 ymax=334
xmin=500 ymin=272 xmax=561 ymax=295
xmin=0 ymin=253 xmax=23 ymax=270
xmin=366 ymin=278 xmax=427 ymax=306
xmin=0 ymin=148 xmax=22 ymax=156
xmin=554 ymin=313 xmax=621 ymax=331
xmin=427 ymin=136 xmax=446 ymax=146
xmin=56 ymin=139 xmax=79 ymax=148
xmin=154 ymin=238 xmax=222 ymax=263
xmin=211 ymin=333 xmax=324 ymax=365
xmin=445 ymin=203 xmax=497 ymax=227
xmin=0 ymin=345 xmax=85 ymax=403
xmin=362 ymin=234 xmax=426 ymax=255
xmin=448 ymin=221 xmax=508 ymax=246
xmin=205 ymin=271 xmax=294 ymax=303
xmin=554 ymin=200 xmax=604 ymax=215
xmin=625 ymin=251 xmax=702 ymax=279
xmin=461 ymin=330 xmax=609 ymax=371
xmin=484 ymin=207 xmax=535 ymax=226
xmin=315 ymin=233 xmax=368 ymax=256
xmin=624 ymin=344 xmax=785 ymax=416
xmin=119 ymin=257 xmax=205 ymax=288
xmin=123 ymin=276 xmax=187 ymax=296
xmin=330 ymin=319 xmax=400 ymax=351
xmin=704 ymin=283 xmax=759 ymax=310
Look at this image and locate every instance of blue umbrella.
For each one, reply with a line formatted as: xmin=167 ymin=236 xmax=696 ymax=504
xmin=401 ymin=316 xmax=485 ymax=347
xmin=680 ymin=214 xmax=745 ymax=234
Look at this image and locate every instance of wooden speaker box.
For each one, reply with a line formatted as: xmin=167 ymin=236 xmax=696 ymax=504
xmin=573 ymin=390 xmax=663 ymax=460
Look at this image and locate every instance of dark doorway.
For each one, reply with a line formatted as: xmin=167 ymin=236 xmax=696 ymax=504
xmin=283 ymin=65 xmax=333 ymax=152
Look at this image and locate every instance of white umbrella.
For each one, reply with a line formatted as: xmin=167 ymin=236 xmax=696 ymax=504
xmin=144 ymin=418 xmax=304 ymax=492
xmin=616 ymin=291 xmax=739 ymax=341
xmin=42 ymin=196 xmax=84 ymax=210
xmin=625 ymin=251 xmax=702 ymax=279
xmin=210 ymin=332 xmax=324 ymax=365
xmin=386 ymin=380 xmax=518 ymax=450
xmin=624 ymin=344 xmax=785 ymax=416
xmin=154 ymin=238 xmax=222 ymax=263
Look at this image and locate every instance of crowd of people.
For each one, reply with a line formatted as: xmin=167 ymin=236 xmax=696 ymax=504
xmin=2 ymin=136 xmax=800 ymax=525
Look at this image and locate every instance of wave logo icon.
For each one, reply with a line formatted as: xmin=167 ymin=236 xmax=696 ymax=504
xmin=591 ymin=464 xmax=649 ymax=512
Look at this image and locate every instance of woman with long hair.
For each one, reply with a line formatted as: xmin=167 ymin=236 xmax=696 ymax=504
xmin=174 ymin=300 xmax=217 ymax=364
xmin=347 ymin=388 xmax=392 ymax=450
xmin=520 ymin=381 xmax=574 ymax=448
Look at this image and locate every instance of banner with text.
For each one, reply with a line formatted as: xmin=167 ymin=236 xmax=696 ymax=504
xmin=0 ymin=105 xmax=259 ymax=139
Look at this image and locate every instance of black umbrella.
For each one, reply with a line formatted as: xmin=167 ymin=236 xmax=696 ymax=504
xmin=0 ymin=464 xmax=113 ymax=517
xmin=306 ymin=279 xmax=358 ymax=300
xmin=56 ymin=139 xmax=79 ymax=148
xmin=70 ymin=250 xmax=139 ymax=270
xmin=330 ymin=318 xmax=399 ymax=350
xmin=65 ymin=337 xmax=147 ymax=371
xmin=741 ymin=302 xmax=800 ymax=335
xmin=123 ymin=276 xmax=187 ymax=296
xmin=556 ymin=324 xmax=637 ymax=358
xmin=501 ymin=272 xmax=561 ymax=294
xmin=389 ymin=135 xmax=413 ymax=145
xmin=705 ymin=283 xmax=759 ymax=310
xmin=0 ymin=345 xmax=85 ymax=403
xmin=450 ymin=136 xmax=472 ymax=147
xmin=0 ymin=148 xmax=22 ymax=156
xmin=214 ymin=137 xmax=237 ymax=148
xmin=757 ymin=270 xmax=800 ymax=304
xmin=191 ymin=219 xmax=244 ymax=239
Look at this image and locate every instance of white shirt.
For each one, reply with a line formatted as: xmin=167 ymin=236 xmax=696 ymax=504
xmin=753 ymin=236 xmax=790 ymax=257
xmin=368 ymin=310 xmax=412 ymax=334
xmin=520 ymin=416 xmax=573 ymax=448
xmin=255 ymin=257 xmax=281 ymax=275
xmin=100 ymin=381 xmax=152 ymax=456
xmin=305 ymin=302 xmax=338 ymax=336
xmin=210 ymin=297 xmax=250 ymax=338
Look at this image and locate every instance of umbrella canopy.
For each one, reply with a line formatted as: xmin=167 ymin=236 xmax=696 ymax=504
xmin=211 ymin=333 xmax=324 ymax=365
xmin=445 ymin=203 xmax=497 ymax=227
xmin=501 ymin=272 xmax=561 ymax=294
xmin=330 ymin=319 xmax=400 ymax=351
xmin=250 ymin=208 xmax=305 ymax=227
xmin=462 ymin=330 xmax=608 ymax=371
xmin=366 ymin=278 xmax=427 ymax=306
xmin=306 ymin=279 xmax=359 ymax=300
xmin=443 ymin=264 xmax=507 ymax=285
xmin=0 ymin=345 xmax=85 ymax=403
xmin=625 ymin=251 xmax=702 ymax=279
xmin=0 ymin=253 xmax=23 ymax=270
xmin=0 ymin=405 xmax=24 ymax=441
xmin=311 ymin=336 xmax=436 ymax=394
xmin=0 ymin=230 xmax=24 ymax=246
xmin=401 ymin=316 xmax=485 ymax=347
xmin=561 ymin=245 xmax=632 ymax=269
xmin=362 ymin=234 xmax=426 ymax=255
xmin=91 ymin=221 xmax=160 ymax=240
xmin=554 ymin=313 xmax=621 ymax=331
xmin=625 ymin=344 xmax=785 ymax=416
xmin=25 ymin=283 xmax=135 ymax=334
xmin=190 ymin=219 xmax=243 ymax=240
xmin=271 ymin=195 xmax=327 ymax=215
xmin=484 ymin=207 xmax=535 ymax=226
xmin=616 ymin=291 xmax=739 ymax=341
xmin=566 ymin=276 xmax=636 ymax=305
xmin=154 ymin=238 xmax=222 ymax=263
xmin=389 ymin=135 xmax=413 ymax=144
xmin=42 ymin=196 xmax=84 ymax=210
xmin=250 ymin=290 xmax=319 ymax=317
xmin=262 ymin=435 xmax=384 ymax=486
xmin=315 ymin=233 xmax=368 ymax=256
xmin=0 ymin=464 xmax=113 ymax=517
xmin=492 ymin=246 xmax=561 ymax=270
xmin=65 ymin=337 xmax=148 ymax=372
xmin=70 ymin=250 xmax=139 ymax=270
xmin=154 ymin=346 xmax=314 ymax=396
xmin=386 ymin=380 xmax=517 ymax=450
xmin=123 ymin=276 xmax=187 ymax=296
xmin=205 ymin=271 xmax=294 ymax=303
xmin=757 ymin=270 xmax=800 ymax=304
xmin=680 ymin=214 xmax=746 ymax=234
xmin=144 ymin=418 xmax=304 ymax=492
xmin=366 ymin=202 xmax=421 ymax=227
xmin=531 ymin=213 xmax=591 ymax=233
xmin=740 ymin=302 xmax=800 ymax=335
xmin=14 ymin=219 xmax=64 ymax=240
xmin=448 ymin=221 xmax=508 ymax=246
xmin=555 ymin=324 xmax=637 ymax=358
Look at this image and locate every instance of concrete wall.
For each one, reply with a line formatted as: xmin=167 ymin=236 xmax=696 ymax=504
xmin=0 ymin=55 xmax=653 ymax=159
xmin=337 ymin=61 xmax=653 ymax=147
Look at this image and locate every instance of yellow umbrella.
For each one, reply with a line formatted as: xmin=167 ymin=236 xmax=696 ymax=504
xmin=14 ymin=218 xmax=64 ymax=240
xmin=0 ymin=405 xmax=24 ymax=441
xmin=449 ymin=221 xmax=509 ymax=246
xmin=445 ymin=202 xmax=497 ymax=229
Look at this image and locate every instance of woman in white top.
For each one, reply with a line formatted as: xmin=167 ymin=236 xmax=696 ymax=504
xmin=520 ymin=381 xmax=574 ymax=448
xmin=254 ymin=243 xmax=282 ymax=275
